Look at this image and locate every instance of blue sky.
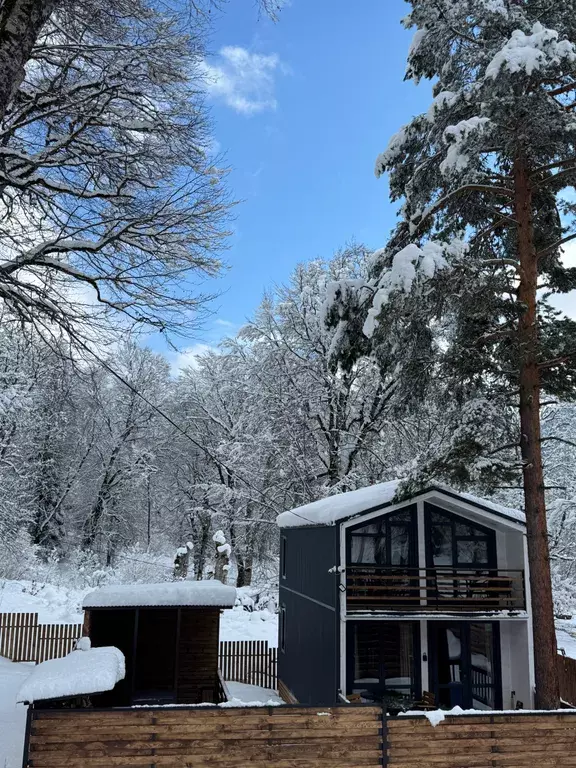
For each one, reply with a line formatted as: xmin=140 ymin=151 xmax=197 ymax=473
xmin=166 ymin=0 xmax=434 ymax=368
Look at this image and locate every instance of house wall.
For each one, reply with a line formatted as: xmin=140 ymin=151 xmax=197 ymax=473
xmin=278 ymin=526 xmax=340 ymax=705
xmin=177 ymin=608 xmax=220 ymax=704
xmin=88 ymin=606 xmax=221 ymax=706
xmin=499 ymin=620 xmax=533 ymax=709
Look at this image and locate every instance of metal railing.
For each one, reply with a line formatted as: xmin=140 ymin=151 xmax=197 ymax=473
xmin=346 ymin=566 xmax=526 ymax=612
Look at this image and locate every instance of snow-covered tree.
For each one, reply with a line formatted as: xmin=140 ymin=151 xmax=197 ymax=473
xmin=334 ymin=1 xmax=576 ymax=708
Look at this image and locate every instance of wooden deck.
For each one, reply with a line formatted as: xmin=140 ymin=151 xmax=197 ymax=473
xmin=346 ymin=566 xmax=526 ymax=612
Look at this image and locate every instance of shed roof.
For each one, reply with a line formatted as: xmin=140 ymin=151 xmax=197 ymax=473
xmin=83 ymin=580 xmax=237 ymax=609
xmin=276 ymin=480 xmax=525 ymax=529
xmin=17 ymin=645 xmax=125 ymax=703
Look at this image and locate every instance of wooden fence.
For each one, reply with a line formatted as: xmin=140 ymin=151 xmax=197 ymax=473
xmin=559 ymin=653 xmax=576 ymax=706
xmin=218 ymin=639 xmax=277 ymax=689
xmin=23 ymin=707 xmax=576 ymax=768
xmin=386 ymin=711 xmax=576 ymax=767
xmin=25 ymin=705 xmax=383 ymax=768
xmin=0 ymin=613 xmax=82 ymax=663
xmin=1 ymin=612 xmax=279 ymax=688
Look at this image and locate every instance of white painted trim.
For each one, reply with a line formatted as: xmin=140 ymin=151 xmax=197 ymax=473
xmin=339 ymin=524 xmax=347 ymax=696
xmin=523 ymin=532 xmax=536 ymax=707
xmin=339 ymin=490 xmax=525 ymax=533
xmin=345 ymin=613 xmax=529 ymax=622
xmin=420 ymin=619 xmax=429 ymax=692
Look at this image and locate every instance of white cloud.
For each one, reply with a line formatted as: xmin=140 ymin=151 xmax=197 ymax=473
xmin=169 ymin=343 xmax=215 ymax=376
xmin=214 ymin=318 xmax=236 ymax=328
xmin=201 ymin=46 xmax=283 ymax=115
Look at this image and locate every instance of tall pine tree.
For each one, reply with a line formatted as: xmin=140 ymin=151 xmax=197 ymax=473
xmin=335 ymin=1 xmax=576 ymax=708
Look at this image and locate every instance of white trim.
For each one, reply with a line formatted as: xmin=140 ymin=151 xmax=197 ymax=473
xmin=420 ymin=619 xmax=429 ymax=692
xmin=523 ymin=532 xmax=536 ymax=707
xmin=344 ymin=613 xmax=529 ymax=621
xmin=339 ymin=524 xmax=347 ymax=697
xmin=340 ymin=490 xmax=525 ymax=533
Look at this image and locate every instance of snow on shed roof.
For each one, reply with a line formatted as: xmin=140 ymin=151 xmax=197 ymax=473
xmin=17 ymin=645 xmax=125 ymax=703
xmin=276 ymin=480 xmax=525 ymax=528
xmin=82 ymin=579 xmax=236 ymax=609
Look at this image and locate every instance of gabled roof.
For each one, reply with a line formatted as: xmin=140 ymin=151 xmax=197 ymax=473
xmin=83 ymin=580 xmax=237 ymax=609
xmin=276 ymin=480 xmax=525 ymax=529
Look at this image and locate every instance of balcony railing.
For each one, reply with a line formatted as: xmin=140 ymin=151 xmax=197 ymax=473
xmin=345 ymin=566 xmax=526 ymax=613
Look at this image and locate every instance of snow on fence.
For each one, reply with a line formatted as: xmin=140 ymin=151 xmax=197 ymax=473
xmin=1 ymin=613 xmax=278 ymax=687
xmin=0 ymin=613 xmax=82 ymax=663
xmin=24 ymin=705 xmax=383 ymax=768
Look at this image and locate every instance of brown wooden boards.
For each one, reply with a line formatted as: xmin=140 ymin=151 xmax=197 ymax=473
xmin=386 ymin=712 xmax=576 ymax=767
xmin=26 ymin=705 xmax=383 ymax=768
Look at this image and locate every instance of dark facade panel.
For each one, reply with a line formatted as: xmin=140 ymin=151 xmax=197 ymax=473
xmin=280 ymin=525 xmax=339 ymax=608
xmin=278 ymin=586 xmax=339 ymax=705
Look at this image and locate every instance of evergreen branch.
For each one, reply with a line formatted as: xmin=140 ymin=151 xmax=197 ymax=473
xmin=536 ymin=232 xmax=576 ymax=259
xmin=540 ymin=436 xmax=576 ymax=450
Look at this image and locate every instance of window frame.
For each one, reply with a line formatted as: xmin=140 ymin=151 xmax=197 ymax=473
xmin=425 ymin=504 xmax=498 ymax=570
xmin=346 ymin=506 xmax=418 ymax=568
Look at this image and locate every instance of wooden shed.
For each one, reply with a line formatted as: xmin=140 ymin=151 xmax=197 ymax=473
xmin=82 ymin=580 xmax=236 ymax=706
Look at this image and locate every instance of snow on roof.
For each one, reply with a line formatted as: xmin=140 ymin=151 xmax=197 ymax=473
xmin=276 ymin=480 xmax=525 ymax=529
xmin=277 ymin=480 xmax=401 ymax=528
xmin=17 ymin=645 xmax=124 ymax=703
xmin=83 ymin=579 xmax=236 ymax=609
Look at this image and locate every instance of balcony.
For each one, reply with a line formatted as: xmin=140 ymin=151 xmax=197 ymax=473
xmin=345 ymin=566 xmax=526 ymax=613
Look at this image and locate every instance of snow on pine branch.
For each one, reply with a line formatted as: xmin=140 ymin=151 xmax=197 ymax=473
xmin=440 ymin=117 xmax=491 ymax=176
xmin=486 ymin=22 xmax=576 ymax=79
xmin=362 ymin=240 xmax=462 ymax=339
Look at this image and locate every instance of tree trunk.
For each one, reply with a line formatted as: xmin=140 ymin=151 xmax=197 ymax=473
xmin=236 ymin=554 xmax=253 ymax=588
xmin=514 ymin=154 xmax=560 ymax=710
xmin=0 ymin=0 xmax=59 ymax=120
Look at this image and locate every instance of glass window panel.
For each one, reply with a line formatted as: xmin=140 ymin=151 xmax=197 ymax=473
xmin=352 ymin=522 xmax=381 ymax=536
xmin=390 ymin=525 xmax=410 ymax=565
xmin=354 ymin=625 xmax=380 ymax=683
xmin=455 ymin=521 xmax=474 ymax=537
xmin=431 ymin=511 xmax=450 ymax=524
xmin=432 ymin=525 xmax=453 ymax=566
xmin=457 ymin=539 xmax=488 ymax=565
xmin=470 ymin=624 xmax=495 ymax=707
xmin=351 ymin=536 xmax=376 ymax=564
xmin=389 ymin=509 xmax=412 ymax=523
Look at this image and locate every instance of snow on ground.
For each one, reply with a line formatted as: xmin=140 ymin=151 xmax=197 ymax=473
xmin=225 ymin=681 xmax=283 ymax=706
xmin=220 ymin=605 xmax=277 ymax=645
xmin=556 ymin=618 xmax=576 ymax=660
xmin=0 ymin=580 xmax=85 ymax=623
xmin=0 ymin=657 xmax=33 ymax=768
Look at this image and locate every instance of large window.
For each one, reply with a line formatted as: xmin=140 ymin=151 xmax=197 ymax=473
xmin=348 ymin=621 xmax=420 ymax=707
xmin=426 ymin=507 xmax=496 ymax=569
xmin=348 ymin=508 xmax=416 ymax=567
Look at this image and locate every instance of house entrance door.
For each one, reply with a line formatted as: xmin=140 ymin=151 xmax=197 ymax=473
xmin=428 ymin=622 xmax=502 ymax=710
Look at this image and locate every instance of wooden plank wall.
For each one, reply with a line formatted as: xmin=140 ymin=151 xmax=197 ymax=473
xmin=386 ymin=712 xmax=576 ymax=767
xmin=219 ymin=640 xmax=278 ymax=689
xmin=559 ymin=654 xmax=576 ymax=706
xmin=0 ymin=613 xmax=82 ymax=663
xmin=26 ymin=705 xmax=383 ymax=768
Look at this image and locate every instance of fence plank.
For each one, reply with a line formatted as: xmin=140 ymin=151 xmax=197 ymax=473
xmin=217 ymin=638 xmax=278 ymax=690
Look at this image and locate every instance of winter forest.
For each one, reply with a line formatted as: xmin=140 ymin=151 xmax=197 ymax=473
xmin=5 ymin=0 xmax=576 ymax=711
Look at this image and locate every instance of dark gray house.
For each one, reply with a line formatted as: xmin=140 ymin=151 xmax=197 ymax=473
xmin=277 ymin=481 xmax=532 ymax=711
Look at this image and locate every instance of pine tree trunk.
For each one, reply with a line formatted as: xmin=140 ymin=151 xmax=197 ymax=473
xmin=514 ymin=155 xmax=559 ymax=710
xmin=0 ymin=0 xmax=59 ymax=120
